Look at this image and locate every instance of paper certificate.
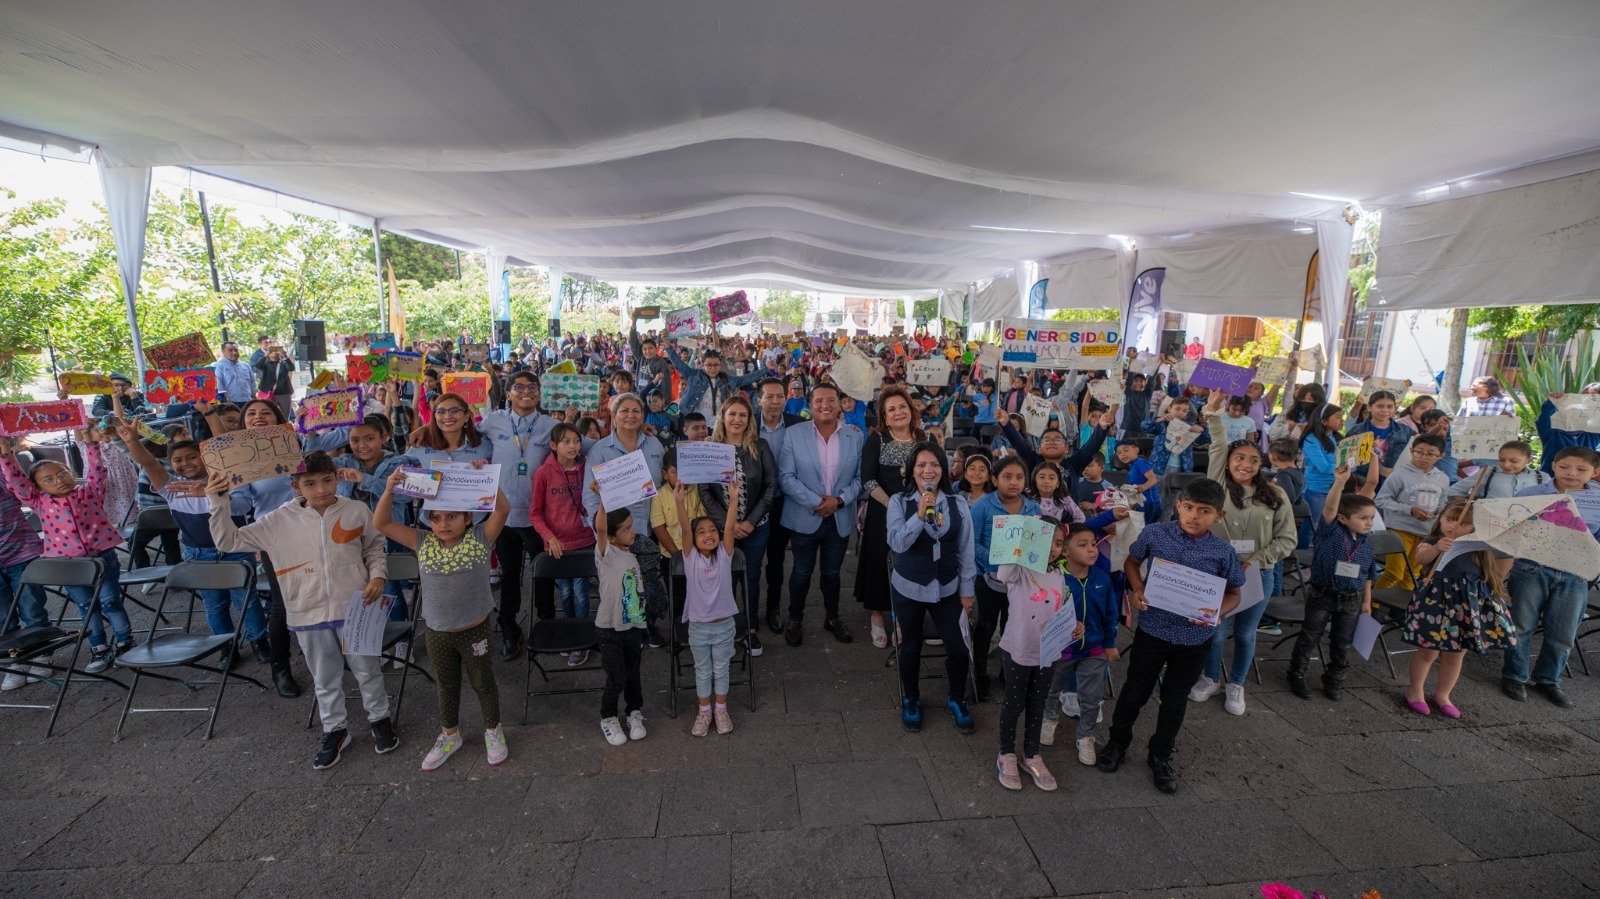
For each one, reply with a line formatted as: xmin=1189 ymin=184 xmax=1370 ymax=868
xmin=422 ymin=462 xmax=501 ymax=512
xmin=341 ymin=591 xmax=394 ymax=657
xmin=1352 ymin=614 xmax=1383 ymax=660
xmin=592 ymin=449 xmax=659 ymax=512
xmin=1227 ymin=562 xmax=1267 ymax=617
xmin=1037 ymin=601 xmax=1080 ymax=668
xmin=988 ymin=515 xmax=1056 ymax=573
xmin=1143 ymin=558 xmax=1227 ymax=626
xmin=676 ymin=440 xmax=737 ymax=485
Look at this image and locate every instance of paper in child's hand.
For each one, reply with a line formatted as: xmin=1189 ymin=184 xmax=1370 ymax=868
xmin=392 ymin=467 xmax=443 ymax=499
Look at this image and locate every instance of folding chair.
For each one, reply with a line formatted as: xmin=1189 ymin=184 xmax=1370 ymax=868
xmin=0 ymin=557 xmax=129 ymax=736
xmin=113 ymin=560 xmax=267 ymax=741
xmin=1571 ymin=587 xmax=1600 ymax=676
xmin=1366 ymin=530 xmax=1421 ymax=679
xmin=523 ymin=549 xmax=602 ymax=725
xmin=667 ymin=549 xmax=756 ymax=718
xmin=944 ymin=436 xmax=978 ymax=453
xmin=115 ymin=506 xmax=181 ymax=630
xmin=302 ymin=553 xmax=433 ymax=728
xmin=1284 ymin=500 xmax=1313 ymax=595
xmin=882 ymin=553 xmax=978 ymax=709
xmin=1249 ymin=594 xmax=1324 ymax=682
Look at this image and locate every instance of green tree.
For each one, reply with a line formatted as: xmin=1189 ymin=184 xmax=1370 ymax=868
xmin=0 ymin=192 xmax=109 ymax=398
xmin=1468 ymin=305 xmax=1600 ymax=343
xmin=380 ymin=232 xmax=459 ymax=288
xmin=1048 ymin=308 xmax=1120 ymax=323
xmin=759 ymin=290 xmax=815 ymax=331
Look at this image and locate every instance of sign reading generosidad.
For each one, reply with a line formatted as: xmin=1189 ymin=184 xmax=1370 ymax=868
xmin=999 ymin=318 xmax=1121 ymax=370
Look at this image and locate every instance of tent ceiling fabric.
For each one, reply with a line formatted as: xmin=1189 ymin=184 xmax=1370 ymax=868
xmin=2 ymin=1 xmax=1599 ymax=292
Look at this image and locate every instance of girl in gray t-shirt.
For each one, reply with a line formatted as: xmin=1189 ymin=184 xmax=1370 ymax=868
xmin=375 ymin=472 xmax=511 ymax=772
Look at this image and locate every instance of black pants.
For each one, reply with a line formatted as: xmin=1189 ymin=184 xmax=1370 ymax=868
xmin=765 ymin=500 xmax=789 ymax=613
xmin=998 ymin=653 xmax=1052 ymax=757
xmin=970 ymin=579 xmax=1009 ymax=688
xmin=258 ymin=553 xmax=293 ymax=668
xmin=892 ymin=591 xmax=969 ymax=704
xmin=495 ymin=526 xmax=546 ymax=629
xmin=426 ymin=619 xmax=500 ymax=730
xmin=597 ymin=627 xmax=645 ymax=719
xmin=132 ymin=529 xmax=181 ymax=568
xmin=1107 ymin=628 xmax=1211 ymax=760
xmin=1293 ymin=586 xmax=1361 ymax=686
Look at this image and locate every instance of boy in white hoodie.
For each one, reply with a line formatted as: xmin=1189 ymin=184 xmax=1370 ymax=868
xmin=206 ymin=450 xmax=391 ymax=770
xmin=1374 ymin=433 xmax=1451 ymax=589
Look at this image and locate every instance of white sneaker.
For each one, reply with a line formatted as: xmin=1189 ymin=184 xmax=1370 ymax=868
xmin=1076 ymin=736 xmax=1098 ymax=766
xmin=1224 ymin=683 xmax=1247 ymax=716
xmin=389 ymin=641 xmax=410 ymax=670
xmin=1040 ymin=718 xmax=1057 ymax=746
xmin=1 ymin=671 xmax=31 ymax=691
xmin=626 ymin=709 xmax=647 ymax=741
xmin=1061 ymin=691 xmax=1081 ymax=718
xmin=1188 ymin=675 xmax=1220 ymax=702
xmin=1096 ymin=702 xmax=1103 ymax=724
xmin=600 ymin=716 xmax=627 ymax=746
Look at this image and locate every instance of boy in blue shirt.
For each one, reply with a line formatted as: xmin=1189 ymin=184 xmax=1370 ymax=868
xmin=1098 ymin=478 xmax=1245 ymax=795
xmin=1115 ymin=441 xmax=1161 ymax=522
xmin=1040 ymin=524 xmax=1121 ymax=764
xmin=1291 ymin=466 xmax=1378 ymax=701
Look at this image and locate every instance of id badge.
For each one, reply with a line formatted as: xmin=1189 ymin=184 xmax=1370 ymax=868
xmin=1335 ymin=561 xmax=1361 ymax=579
xmin=1230 ymin=539 xmax=1255 ymax=553
xmin=516 ymin=461 xmax=528 ymax=476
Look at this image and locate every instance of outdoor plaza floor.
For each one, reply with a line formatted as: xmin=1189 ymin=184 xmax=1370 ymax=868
xmin=4 ymin=549 xmax=1600 ymax=899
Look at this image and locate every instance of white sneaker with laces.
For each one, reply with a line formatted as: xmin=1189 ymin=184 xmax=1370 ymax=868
xmin=1040 ymin=718 xmax=1057 ymax=746
xmin=1061 ymin=691 xmax=1081 ymax=718
xmin=600 ymin=716 xmax=628 ymax=746
xmin=485 ymin=724 xmax=509 ymax=765
xmin=1224 ymin=683 xmax=1247 ymax=716
xmin=626 ymin=709 xmax=647 ymax=741
xmin=390 ymin=640 xmax=411 ymax=671
xmin=1076 ymin=736 xmax=1097 ymax=766
xmin=1 ymin=671 xmax=31 ymax=691
xmin=421 ymin=731 xmax=462 ymax=771
xmin=1188 ymin=675 xmax=1220 ymax=702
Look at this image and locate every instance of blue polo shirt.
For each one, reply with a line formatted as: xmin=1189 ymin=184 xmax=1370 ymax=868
xmin=1128 ymin=520 xmax=1247 ymax=645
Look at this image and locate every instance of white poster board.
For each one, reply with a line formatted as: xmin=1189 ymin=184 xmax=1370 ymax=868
xmin=906 ymin=358 xmax=952 ymax=387
xmin=1452 ymin=416 xmax=1519 ymax=459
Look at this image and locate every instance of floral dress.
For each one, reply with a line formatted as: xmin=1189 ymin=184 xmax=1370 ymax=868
xmin=1401 ymin=540 xmax=1517 ymax=653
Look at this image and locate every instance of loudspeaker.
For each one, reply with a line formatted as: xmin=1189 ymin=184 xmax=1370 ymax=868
xmin=550 ymin=320 xmax=561 ymax=338
xmin=493 ymin=320 xmax=511 ymax=345
xmin=294 ymin=319 xmax=327 ymax=362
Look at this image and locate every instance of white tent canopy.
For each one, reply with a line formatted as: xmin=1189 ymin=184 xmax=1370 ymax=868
xmin=3 ymin=0 xmax=1599 ymax=386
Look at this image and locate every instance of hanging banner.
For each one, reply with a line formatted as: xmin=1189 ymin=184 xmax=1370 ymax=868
xmin=145 ymin=332 xmax=214 ymax=369
xmin=1027 ymin=279 xmax=1049 ymax=319
xmin=1124 ymin=268 xmax=1166 ymax=356
xmin=143 ymin=368 xmax=218 ymax=403
xmin=709 ymin=290 xmax=750 ymax=323
xmin=0 ymin=399 xmax=88 ymax=437
xmin=1000 ymin=319 xmax=1121 ymax=370
xmin=664 ymin=307 xmax=701 ymax=338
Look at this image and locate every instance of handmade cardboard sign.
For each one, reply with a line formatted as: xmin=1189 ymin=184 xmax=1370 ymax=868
xmin=391 ymin=467 xmax=443 ymax=499
xmin=665 ymin=307 xmax=701 ymax=338
xmin=1291 ymin=345 xmax=1326 ymax=371
xmin=906 ymin=358 xmax=951 ymax=386
xmin=1551 ymin=394 xmax=1600 ymax=432
xmin=1357 ymin=376 xmax=1411 ymax=405
xmin=346 ymin=354 xmax=390 ymax=384
xmin=634 ymin=306 xmax=661 ymax=320
xmin=463 ymin=345 xmax=489 ymax=364
xmin=1335 ymin=433 xmax=1374 ymax=470
xmin=543 ymin=373 xmax=604 ymax=412
xmin=295 ymin=386 xmax=363 ymax=434
xmin=1189 ymin=358 xmax=1256 ymax=395
xmin=708 ymin=290 xmax=750 ymax=323
xmin=145 ymin=332 xmax=214 ymax=369
xmin=0 ymin=400 xmax=88 ymax=436
xmin=1453 ymin=415 xmax=1520 ymax=459
xmin=1089 ymin=378 xmax=1125 ymax=407
xmin=59 ymin=372 xmax=114 ymax=395
xmin=143 ymin=368 xmax=218 ymax=403
xmin=987 ymin=514 xmax=1056 ymax=573
xmin=442 ymin=372 xmax=489 ymax=406
xmin=386 ymin=351 xmax=424 ymax=382
xmin=1022 ymin=394 xmax=1053 ymax=437
xmin=308 ymin=370 xmax=336 ymax=391
xmin=201 ymin=425 xmax=303 ymax=487
xmin=1254 ymin=356 xmax=1291 ymax=384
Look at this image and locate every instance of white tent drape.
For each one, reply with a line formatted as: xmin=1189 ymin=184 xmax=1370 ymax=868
xmin=971 ymin=270 xmax=1020 ymax=323
xmin=1315 ymin=218 xmax=1355 ymax=397
xmin=1138 ymin=231 xmax=1316 ymax=318
xmin=1039 ymin=249 xmax=1124 ymax=311
xmin=938 ymin=288 xmax=966 ymax=324
xmin=96 ymin=159 xmax=152 ymax=383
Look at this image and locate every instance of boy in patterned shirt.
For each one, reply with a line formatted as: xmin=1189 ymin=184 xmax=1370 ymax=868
xmin=1098 ymin=478 xmax=1245 ymax=795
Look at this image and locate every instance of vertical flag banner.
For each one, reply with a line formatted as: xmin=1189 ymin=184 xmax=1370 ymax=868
xmin=1027 ymin=278 xmax=1049 ymax=319
xmin=1124 ymin=268 xmax=1166 ymax=355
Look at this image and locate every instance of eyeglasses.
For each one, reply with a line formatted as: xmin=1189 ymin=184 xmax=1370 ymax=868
xmin=1410 ymin=449 xmax=1441 ymax=458
xmin=435 ymin=407 xmax=468 ymax=417
xmin=1040 ymin=437 xmax=1066 ymax=445
xmin=35 ymin=470 xmax=74 ymax=487
xmin=509 ymin=384 xmax=539 ymax=393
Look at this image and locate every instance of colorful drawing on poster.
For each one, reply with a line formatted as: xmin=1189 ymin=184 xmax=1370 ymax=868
xmin=1357 ymin=376 xmax=1412 ymax=405
xmin=0 ymin=400 xmax=88 ymax=436
xmin=709 ymin=290 xmax=751 ymax=323
xmin=143 ymin=368 xmax=218 ymax=403
xmin=386 ymin=352 xmax=423 ymax=382
xmin=634 ymin=306 xmax=661 ymax=320
xmin=664 ymin=307 xmax=700 ymax=338
xmin=987 ymin=515 xmax=1056 ymax=573
xmin=295 ymin=386 xmax=363 ymax=434
xmin=442 ymin=372 xmax=489 ymax=407
xmin=906 ymin=358 xmax=951 ymax=386
xmin=346 ymin=355 xmax=390 ymax=384
xmin=1335 ymin=433 xmax=1374 ymax=470
xmin=1291 ymin=345 xmax=1326 ymax=371
xmin=1254 ymin=356 xmax=1290 ymax=384
xmin=1453 ymin=416 xmax=1520 ymax=459
xmin=200 ymin=425 xmax=304 ymax=488
xmin=463 ymin=344 xmax=489 ymax=364
xmin=59 ymin=372 xmax=114 ymax=395
xmin=542 ymin=373 xmax=604 ymax=412
xmin=145 ymin=332 xmax=214 ymax=369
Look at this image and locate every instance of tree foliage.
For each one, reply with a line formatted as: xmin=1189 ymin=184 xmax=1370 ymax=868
xmin=1468 ymin=304 xmax=1600 ymax=343
xmin=759 ymin=290 xmax=816 ymax=331
xmin=380 ymin=232 xmax=459 ymax=288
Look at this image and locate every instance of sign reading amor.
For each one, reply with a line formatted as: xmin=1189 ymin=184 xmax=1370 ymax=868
xmin=201 ymin=425 xmax=303 ymax=487
xmin=999 ymin=319 xmax=1120 ymax=370
xmin=0 ymin=400 xmax=88 ymax=436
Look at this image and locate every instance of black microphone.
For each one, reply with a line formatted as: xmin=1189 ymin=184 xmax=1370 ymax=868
xmin=923 ymin=479 xmax=939 ymax=522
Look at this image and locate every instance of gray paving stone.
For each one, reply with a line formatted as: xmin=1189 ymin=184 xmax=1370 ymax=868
xmin=1116 ymin=866 xmax=1449 ymax=899
xmin=720 ymin=710 xmax=852 ymax=767
xmin=571 ymin=833 xmax=729 ymax=898
xmin=1521 ymin=774 xmax=1600 ymax=842
xmin=0 ymin=796 xmax=97 ymax=869
xmin=842 ymin=705 xmax=982 ymax=762
xmin=658 ymin=764 xmax=799 ymax=835
xmin=510 ymin=771 xmax=666 ymax=843
xmin=1551 ymin=850 xmax=1600 ymax=893
xmin=188 ymin=784 xmax=394 ymax=862
xmin=1018 ymin=807 xmax=1205 ymax=895
xmin=1283 ymin=790 xmax=1478 ymax=870
xmin=239 ymin=850 xmax=423 ymax=897
xmin=1369 ymin=727 xmax=1542 ymax=785
xmin=402 ymin=843 xmax=580 ymax=899
xmin=1255 ymin=686 xmax=1433 ymax=737
xmin=1158 ymin=798 xmax=1342 ymax=885
xmin=781 ymin=669 xmax=898 ymax=714
xmin=917 ymin=752 xmax=1087 ymax=820
xmin=1395 ymin=782 xmax=1595 ymax=859
xmin=1419 ymin=855 xmax=1595 ymax=897
xmin=0 ymin=866 xmax=136 ymax=899
xmin=1261 ymin=733 xmax=1436 ymax=794
xmin=878 ymin=818 xmax=1053 ymax=898
xmin=355 ymin=778 xmax=531 ymax=853
xmin=794 ymin=758 xmax=939 ymax=827
xmin=1472 ymin=721 xmax=1600 ymax=776
xmin=17 ymin=788 xmax=249 ymax=869
xmin=128 ymin=862 xmax=262 ymax=898
xmin=730 ymin=825 xmax=888 ymax=899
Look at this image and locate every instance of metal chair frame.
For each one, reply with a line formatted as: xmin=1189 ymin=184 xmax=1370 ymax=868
xmin=0 ymin=558 xmax=128 ymax=736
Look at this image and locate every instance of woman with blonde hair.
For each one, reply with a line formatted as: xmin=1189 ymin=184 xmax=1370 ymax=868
xmin=699 ymin=394 xmax=778 ymax=655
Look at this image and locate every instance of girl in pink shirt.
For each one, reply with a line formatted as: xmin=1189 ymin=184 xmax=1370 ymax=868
xmin=529 ymin=424 xmax=597 ymax=649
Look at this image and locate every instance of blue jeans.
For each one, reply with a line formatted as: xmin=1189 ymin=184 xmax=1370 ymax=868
xmin=787 ymin=525 xmax=848 ymax=622
xmin=1205 ymin=591 xmax=1269 ymax=684
xmin=1299 ymin=490 xmax=1326 ymax=549
xmin=1263 ymin=562 xmax=1284 ymax=599
xmin=0 ymin=558 xmax=48 ymax=632
xmin=688 ymin=617 xmax=737 ymax=697
xmin=65 ymin=548 xmax=131 ymax=649
xmin=1502 ymin=559 xmax=1589 ymax=687
xmin=181 ymin=546 xmax=268 ymax=642
xmin=735 ymin=520 xmax=771 ymax=627
xmin=558 ymin=578 xmax=591 ymax=618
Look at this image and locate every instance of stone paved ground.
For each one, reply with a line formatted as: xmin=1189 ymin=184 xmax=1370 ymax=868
xmin=4 ymin=550 xmax=1600 ymax=898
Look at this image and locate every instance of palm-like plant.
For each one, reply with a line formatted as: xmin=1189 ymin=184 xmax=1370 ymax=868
xmin=1495 ymin=332 xmax=1600 ymax=417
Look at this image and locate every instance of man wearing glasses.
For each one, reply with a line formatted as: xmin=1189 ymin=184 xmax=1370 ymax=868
xmin=479 ymin=372 xmax=561 ymax=659
xmin=1373 ymin=433 xmax=1452 ymax=589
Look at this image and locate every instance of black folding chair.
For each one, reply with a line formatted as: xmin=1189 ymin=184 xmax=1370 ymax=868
xmin=882 ymin=551 xmax=978 ymax=709
xmin=1366 ymin=530 xmax=1420 ymax=679
xmin=113 ymin=561 xmax=267 ymax=741
xmin=523 ymin=549 xmax=602 ymax=725
xmin=1571 ymin=588 xmax=1600 ymax=676
xmin=303 ymin=553 xmax=433 ymax=729
xmin=667 ymin=550 xmax=756 ymax=718
xmin=0 ymin=557 xmax=128 ymax=736
xmin=1285 ymin=499 xmax=1313 ymax=595
xmin=115 ymin=506 xmax=181 ymax=630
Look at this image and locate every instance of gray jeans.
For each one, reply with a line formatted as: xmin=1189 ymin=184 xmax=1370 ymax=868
xmin=1043 ymin=655 xmax=1109 ymax=740
xmin=297 ymin=627 xmax=390 ymax=734
xmin=689 ymin=617 xmax=737 ymax=698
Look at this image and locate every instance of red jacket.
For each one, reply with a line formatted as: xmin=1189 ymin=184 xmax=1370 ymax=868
xmin=528 ymin=453 xmax=596 ymax=549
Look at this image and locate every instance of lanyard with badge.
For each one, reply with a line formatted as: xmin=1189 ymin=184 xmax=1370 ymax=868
xmin=511 ymin=413 xmax=538 ymax=477
xmin=1334 ymin=528 xmax=1363 ymax=581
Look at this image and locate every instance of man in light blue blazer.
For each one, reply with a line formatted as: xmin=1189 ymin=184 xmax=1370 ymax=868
xmin=778 ymin=383 xmax=862 ymax=647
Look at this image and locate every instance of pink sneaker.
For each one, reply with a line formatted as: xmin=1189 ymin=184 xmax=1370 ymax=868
xmin=1022 ymin=755 xmax=1058 ymax=791
xmin=691 ymin=708 xmax=712 ymax=737
xmin=996 ymin=753 xmax=1022 ymax=790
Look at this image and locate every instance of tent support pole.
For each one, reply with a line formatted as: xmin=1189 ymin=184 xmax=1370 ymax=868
xmin=371 ymin=224 xmax=386 ymax=330
xmin=198 ymin=191 xmax=226 ymax=343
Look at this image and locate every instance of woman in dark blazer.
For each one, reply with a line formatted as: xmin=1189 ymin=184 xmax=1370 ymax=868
xmin=698 ymin=394 xmax=779 ymax=655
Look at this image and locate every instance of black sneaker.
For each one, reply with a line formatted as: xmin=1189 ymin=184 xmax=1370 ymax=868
xmin=823 ymin=618 xmax=853 ymax=644
xmin=1501 ymin=678 xmax=1528 ymax=702
xmin=1148 ymin=753 xmax=1178 ymax=794
xmin=499 ymin=627 xmax=523 ymax=661
xmin=114 ymin=638 xmax=136 ymax=656
xmin=371 ymin=717 xmax=400 ymax=754
xmin=313 ymin=729 xmax=351 ymax=769
xmin=785 ymin=619 xmax=804 ymax=647
xmin=746 ymin=633 xmax=763 ymax=657
xmin=974 ymin=675 xmax=991 ymax=703
xmin=1096 ymin=742 xmax=1127 ymax=773
xmin=1287 ymin=673 xmax=1312 ymax=700
xmin=1538 ymin=683 xmax=1575 ymax=709
xmin=646 ymin=626 xmax=666 ymax=649
xmin=1322 ymin=680 xmax=1343 ymax=702
xmin=251 ymin=638 xmax=273 ymax=665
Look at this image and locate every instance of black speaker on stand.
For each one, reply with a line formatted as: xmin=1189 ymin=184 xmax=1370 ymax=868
xmin=493 ymin=320 xmax=512 ymax=346
xmin=294 ymin=319 xmax=327 ymax=363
